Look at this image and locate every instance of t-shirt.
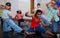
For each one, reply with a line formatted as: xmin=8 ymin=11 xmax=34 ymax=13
xmin=30 ymin=16 xmax=41 ymax=29
xmin=0 ymin=9 xmax=2 ymax=17
xmin=56 ymin=1 xmax=60 ymax=7
xmin=1 ymin=9 xmax=11 ymax=19
xmin=47 ymin=6 xmax=59 ymax=22
xmin=15 ymin=13 xmax=23 ymax=20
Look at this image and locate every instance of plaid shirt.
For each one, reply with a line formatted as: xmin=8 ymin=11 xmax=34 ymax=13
xmin=47 ymin=6 xmax=59 ymax=22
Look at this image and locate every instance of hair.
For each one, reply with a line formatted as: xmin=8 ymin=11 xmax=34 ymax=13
xmin=6 ymin=2 xmax=11 ymax=6
xmin=37 ymin=3 xmax=40 ymax=6
xmin=17 ymin=10 xmax=22 ymax=14
xmin=34 ymin=10 xmax=42 ymax=17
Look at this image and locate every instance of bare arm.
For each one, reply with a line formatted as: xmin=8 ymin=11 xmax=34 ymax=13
xmin=46 ymin=1 xmax=55 ymax=8
xmin=25 ymin=12 xmax=34 ymax=17
xmin=41 ymin=20 xmax=49 ymax=27
xmin=8 ymin=13 xmax=12 ymax=18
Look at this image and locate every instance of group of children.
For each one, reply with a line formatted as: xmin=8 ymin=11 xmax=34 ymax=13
xmin=0 ymin=0 xmax=60 ymax=38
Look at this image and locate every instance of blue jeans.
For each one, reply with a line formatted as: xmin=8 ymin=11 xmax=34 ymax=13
xmin=52 ymin=20 xmax=60 ymax=33
xmin=3 ymin=18 xmax=23 ymax=33
xmin=27 ymin=25 xmax=46 ymax=33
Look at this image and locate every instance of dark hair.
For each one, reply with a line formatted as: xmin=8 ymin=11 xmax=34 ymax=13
xmin=35 ymin=10 xmax=42 ymax=16
xmin=17 ymin=10 xmax=22 ymax=14
xmin=6 ymin=2 xmax=11 ymax=6
xmin=37 ymin=3 xmax=40 ymax=6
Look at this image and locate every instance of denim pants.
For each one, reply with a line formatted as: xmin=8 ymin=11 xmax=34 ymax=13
xmin=27 ymin=25 xmax=46 ymax=33
xmin=52 ymin=20 xmax=60 ymax=33
xmin=3 ymin=18 xmax=23 ymax=33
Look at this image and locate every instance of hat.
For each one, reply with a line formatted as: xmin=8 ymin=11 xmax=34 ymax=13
xmin=6 ymin=2 xmax=11 ymax=6
xmin=56 ymin=1 xmax=60 ymax=7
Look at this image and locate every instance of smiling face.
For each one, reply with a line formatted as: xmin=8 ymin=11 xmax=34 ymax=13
xmin=36 ymin=12 xmax=42 ymax=18
xmin=5 ymin=5 xmax=11 ymax=10
xmin=35 ymin=10 xmax=42 ymax=18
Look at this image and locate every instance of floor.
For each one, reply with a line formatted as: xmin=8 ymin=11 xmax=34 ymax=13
xmin=0 ymin=21 xmax=60 ymax=38
xmin=0 ymin=28 xmax=58 ymax=38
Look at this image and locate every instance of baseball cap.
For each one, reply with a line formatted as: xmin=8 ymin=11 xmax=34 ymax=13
xmin=56 ymin=1 xmax=60 ymax=7
xmin=6 ymin=2 xmax=11 ymax=6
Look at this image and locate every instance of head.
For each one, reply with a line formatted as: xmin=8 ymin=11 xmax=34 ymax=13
xmin=17 ymin=10 xmax=22 ymax=14
xmin=35 ymin=10 xmax=42 ymax=18
xmin=5 ymin=2 xmax=11 ymax=10
xmin=51 ymin=1 xmax=56 ymax=6
xmin=53 ymin=4 xmax=58 ymax=9
xmin=56 ymin=1 xmax=60 ymax=7
xmin=37 ymin=3 xmax=41 ymax=8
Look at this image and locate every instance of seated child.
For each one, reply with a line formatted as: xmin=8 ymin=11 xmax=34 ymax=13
xmin=25 ymin=10 xmax=54 ymax=36
xmin=2 ymin=2 xmax=24 ymax=34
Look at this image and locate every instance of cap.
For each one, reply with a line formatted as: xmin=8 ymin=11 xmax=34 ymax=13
xmin=56 ymin=1 xmax=60 ymax=7
xmin=6 ymin=2 xmax=11 ymax=6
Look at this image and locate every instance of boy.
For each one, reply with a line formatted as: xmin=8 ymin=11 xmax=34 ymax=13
xmin=46 ymin=1 xmax=60 ymax=38
xmin=1 ymin=2 xmax=24 ymax=34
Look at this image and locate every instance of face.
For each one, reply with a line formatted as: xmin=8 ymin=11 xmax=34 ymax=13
xmin=53 ymin=4 xmax=58 ymax=9
xmin=37 ymin=5 xmax=40 ymax=8
xmin=5 ymin=5 xmax=11 ymax=10
xmin=36 ymin=12 xmax=42 ymax=18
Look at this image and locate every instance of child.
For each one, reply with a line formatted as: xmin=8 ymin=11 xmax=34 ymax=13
xmin=25 ymin=10 xmax=54 ymax=36
xmin=15 ymin=10 xmax=24 ymax=27
xmin=33 ymin=3 xmax=44 ymax=14
xmin=1 ymin=2 xmax=24 ymax=34
xmin=46 ymin=1 xmax=60 ymax=38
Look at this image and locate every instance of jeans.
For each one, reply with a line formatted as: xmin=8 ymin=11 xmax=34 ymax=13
xmin=3 ymin=18 xmax=23 ymax=33
xmin=27 ymin=25 xmax=46 ymax=33
xmin=52 ymin=20 xmax=60 ymax=33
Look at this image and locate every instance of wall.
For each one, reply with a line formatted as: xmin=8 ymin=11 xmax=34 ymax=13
xmin=0 ymin=0 xmax=5 ymax=5
xmin=0 ymin=0 xmax=30 ymax=17
xmin=18 ymin=0 xmax=30 ymax=15
xmin=34 ymin=0 xmax=51 ymax=14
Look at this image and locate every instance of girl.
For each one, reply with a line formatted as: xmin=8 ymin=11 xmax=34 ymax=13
xmin=15 ymin=10 xmax=24 ymax=27
xmin=25 ymin=10 xmax=54 ymax=36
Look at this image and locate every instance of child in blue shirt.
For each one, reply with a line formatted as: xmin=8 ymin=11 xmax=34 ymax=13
xmin=1 ymin=2 xmax=24 ymax=34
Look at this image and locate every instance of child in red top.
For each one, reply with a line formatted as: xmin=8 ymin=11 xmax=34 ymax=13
xmin=25 ymin=10 xmax=54 ymax=36
xmin=15 ymin=10 xmax=24 ymax=27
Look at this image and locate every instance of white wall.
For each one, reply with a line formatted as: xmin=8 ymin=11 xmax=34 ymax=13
xmin=18 ymin=0 xmax=30 ymax=15
xmin=0 ymin=0 xmax=30 ymax=17
xmin=34 ymin=0 xmax=51 ymax=14
xmin=0 ymin=0 xmax=5 ymax=5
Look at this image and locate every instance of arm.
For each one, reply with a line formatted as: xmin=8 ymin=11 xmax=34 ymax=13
xmin=46 ymin=1 xmax=55 ymax=8
xmin=46 ymin=2 xmax=51 ymax=8
xmin=25 ymin=12 xmax=34 ymax=17
xmin=41 ymin=19 xmax=49 ymax=27
xmin=8 ymin=13 xmax=14 ymax=19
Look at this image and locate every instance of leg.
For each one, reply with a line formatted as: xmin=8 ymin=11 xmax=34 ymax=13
xmin=3 ymin=20 xmax=12 ymax=32
xmin=36 ymin=25 xmax=54 ymax=36
xmin=52 ymin=21 xmax=58 ymax=38
xmin=18 ymin=19 xmax=24 ymax=27
xmin=52 ymin=21 xmax=58 ymax=33
xmin=5 ymin=18 xmax=23 ymax=33
xmin=18 ymin=20 xmax=20 ymax=26
xmin=26 ymin=28 xmax=35 ymax=35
